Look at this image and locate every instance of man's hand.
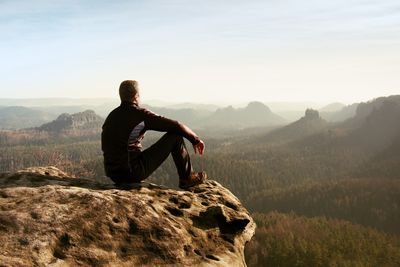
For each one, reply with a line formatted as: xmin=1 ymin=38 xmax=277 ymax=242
xmin=193 ymin=140 xmax=205 ymax=156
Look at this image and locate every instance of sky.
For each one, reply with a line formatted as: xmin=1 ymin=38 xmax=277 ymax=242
xmin=0 ymin=0 xmax=399 ymax=105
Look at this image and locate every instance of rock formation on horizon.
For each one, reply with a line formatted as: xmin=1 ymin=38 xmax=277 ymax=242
xmin=304 ymin=109 xmax=320 ymax=120
xmin=37 ymin=110 xmax=104 ymax=135
xmin=260 ymin=108 xmax=328 ymax=144
xmin=0 ymin=166 xmax=255 ymax=266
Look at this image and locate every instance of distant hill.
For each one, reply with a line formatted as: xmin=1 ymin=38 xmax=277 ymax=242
xmin=226 ymin=95 xmax=400 ymax=184
xmin=260 ymin=109 xmax=329 ymax=144
xmin=320 ymin=103 xmax=359 ymax=122
xmin=0 ymin=106 xmax=55 ymax=129
xmin=200 ymin=101 xmax=285 ymax=129
xmin=319 ymin=102 xmax=345 ymax=112
xmin=294 ymin=95 xmax=400 ymax=151
xmin=349 ymin=97 xmax=400 ymax=151
xmin=277 ymin=95 xmax=400 ymax=180
xmin=339 ymin=95 xmax=400 ymax=129
xmin=37 ymin=110 xmax=104 ymax=135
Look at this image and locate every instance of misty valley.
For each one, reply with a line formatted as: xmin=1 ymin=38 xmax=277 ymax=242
xmin=0 ymin=95 xmax=399 ymax=266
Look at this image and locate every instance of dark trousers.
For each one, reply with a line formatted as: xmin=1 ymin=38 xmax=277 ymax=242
xmin=127 ymin=132 xmax=193 ymax=183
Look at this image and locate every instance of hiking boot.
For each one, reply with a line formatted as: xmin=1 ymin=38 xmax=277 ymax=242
xmin=179 ymin=171 xmax=207 ymax=189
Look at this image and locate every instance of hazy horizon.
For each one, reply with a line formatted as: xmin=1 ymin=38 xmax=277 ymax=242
xmin=0 ymin=93 xmax=398 ymax=110
xmin=0 ymin=95 xmax=392 ymax=109
xmin=1 ymin=0 xmax=399 ymax=103
xmin=1 ymin=92 xmax=394 ymax=107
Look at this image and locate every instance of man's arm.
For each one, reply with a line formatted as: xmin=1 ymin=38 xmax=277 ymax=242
xmin=140 ymin=107 xmax=201 ymax=145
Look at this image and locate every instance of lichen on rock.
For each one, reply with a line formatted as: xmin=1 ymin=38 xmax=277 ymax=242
xmin=0 ymin=166 xmax=255 ymax=266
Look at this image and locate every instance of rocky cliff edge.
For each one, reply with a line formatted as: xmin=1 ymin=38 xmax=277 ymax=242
xmin=0 ymin=166 xmax=255 ymax=266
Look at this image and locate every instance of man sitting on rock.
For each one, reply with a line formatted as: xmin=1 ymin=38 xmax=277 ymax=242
xmin=101 ymin=80 xmax=207 ymax=189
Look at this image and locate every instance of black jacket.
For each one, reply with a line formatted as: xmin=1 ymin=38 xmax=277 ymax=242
xmin=101 ymin=101 xmax=200 ymax=177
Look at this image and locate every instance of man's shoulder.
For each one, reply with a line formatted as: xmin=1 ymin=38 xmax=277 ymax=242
xmin=105 ymin=103 xmax=161 ymax=122
xmin=111 ymin=103 xmax=142 ymax=114
xmin=104 ymin=104 xmax=139 ymax=122
xmin=135 ymin=105 xmax=160 ymax=117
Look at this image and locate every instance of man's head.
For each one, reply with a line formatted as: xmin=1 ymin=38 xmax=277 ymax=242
xmin=119 ymin=80 xmax=140 ymax=104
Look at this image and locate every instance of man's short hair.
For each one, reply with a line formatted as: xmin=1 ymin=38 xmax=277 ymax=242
xmin=119 ymin=80 xmax=139 ymax=102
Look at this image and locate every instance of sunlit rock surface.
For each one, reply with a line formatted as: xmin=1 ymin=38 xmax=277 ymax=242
xmin=0 ymin=166 xmax=255 ymax=266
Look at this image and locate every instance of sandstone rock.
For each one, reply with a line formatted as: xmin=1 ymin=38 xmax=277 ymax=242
xmin=17 ymin=166 xmax=72 ymax=178
xmin=304 ymin=109 xmax=320 ymax=120
xmin=0 ymin=167 xmax=255 ymax=266
xmin=38 ymin=110 xmax=104 ymax=134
